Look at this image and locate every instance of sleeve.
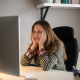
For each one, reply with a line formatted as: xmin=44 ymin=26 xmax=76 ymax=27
xmin=38 ymin=43 xmax=63 ymax=71
xmin=21 ymin=48 xmax=34 ymax=66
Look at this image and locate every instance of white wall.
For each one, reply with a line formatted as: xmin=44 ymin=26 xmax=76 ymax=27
xmin=47 ymin=8 xmax=80 ymax=52
xmin=76 ymin=52 xmax=80 ymax=70
xmin=0 ymin=0 xmax=80 ymax=58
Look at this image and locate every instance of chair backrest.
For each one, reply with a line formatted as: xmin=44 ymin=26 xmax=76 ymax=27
xmin=52 ymin=26 xmax=78 ymax=71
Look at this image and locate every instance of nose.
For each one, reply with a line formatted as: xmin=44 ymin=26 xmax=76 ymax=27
xmin=34 ymin=32 xmax=39 ymax=37
xmin=35 ymin=32 xmax=39 ymax=35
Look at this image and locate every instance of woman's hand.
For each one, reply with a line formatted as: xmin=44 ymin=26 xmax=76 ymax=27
xmin=39 ymin=30 xmax=47 ymax=50
xmin=31 ymin=35 xmax=38 ymax=51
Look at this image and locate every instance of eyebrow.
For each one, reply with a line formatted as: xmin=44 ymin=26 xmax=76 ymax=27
xmin=33 ymin=29 xmax=42 ymax=31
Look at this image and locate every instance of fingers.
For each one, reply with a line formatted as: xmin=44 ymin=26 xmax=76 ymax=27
xmin=42 ymin=30 xmax=47 ymax=40
xmin=32 ymin=34 xmax=34 ymax=40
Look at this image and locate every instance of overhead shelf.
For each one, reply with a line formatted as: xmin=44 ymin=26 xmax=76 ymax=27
xmin=36 ymin=3 xmax=80 ymax=20
xmin=36 ymin=3 xmax=80 ymax=9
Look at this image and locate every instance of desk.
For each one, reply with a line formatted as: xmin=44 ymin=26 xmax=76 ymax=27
xmin=0 ymin=65 xmax=73 ymax=80
xmin=20 ymin=65 xmax=73 ymax=80
xmin=1 ymin=52 xmax=80 ymax=80
xmin=76 ymin=52 xmax=80 ymax=70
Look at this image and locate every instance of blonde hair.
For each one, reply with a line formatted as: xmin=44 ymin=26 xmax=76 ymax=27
xmin=29 ymin=20 xmax=67 ymax=61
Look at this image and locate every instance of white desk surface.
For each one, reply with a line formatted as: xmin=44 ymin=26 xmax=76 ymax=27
xmin=76 ymin=52 xmax=80 ymax=70
xmin=21 ymin=65 xmax=73 ymax=80
xmin=0 ymin=65 xmax=73 ymax=80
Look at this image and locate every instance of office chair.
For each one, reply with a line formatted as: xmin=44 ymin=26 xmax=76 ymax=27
xmin=52 ymin=26 xmax=78 ymax=71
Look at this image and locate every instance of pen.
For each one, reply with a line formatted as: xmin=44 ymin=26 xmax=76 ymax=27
xmin=72 ymin=66 xmax=78 ymax=73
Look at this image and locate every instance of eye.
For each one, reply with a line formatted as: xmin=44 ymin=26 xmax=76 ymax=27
xmin=33 ymin=31 xmax=36 ymax=33
xmin=38 ymin=31 xmax=41 ymax=33
xmin=38 ymin=31 xmax=42 ymax=33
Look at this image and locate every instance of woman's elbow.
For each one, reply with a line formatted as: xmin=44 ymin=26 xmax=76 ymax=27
xmin=42 ymin=66 xmax=51 ymax=71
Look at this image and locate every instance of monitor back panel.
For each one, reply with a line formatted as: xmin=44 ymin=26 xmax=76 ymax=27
xmin=0 ymin=16 xmax=20 ymax=76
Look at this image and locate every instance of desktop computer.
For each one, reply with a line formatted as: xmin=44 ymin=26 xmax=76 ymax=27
xmin=0 ymin=16 xmax=20 ymax=76
xmin=0 ymin=16 xmax=38 ymax=80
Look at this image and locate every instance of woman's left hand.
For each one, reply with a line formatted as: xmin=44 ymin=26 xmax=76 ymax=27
xmin=39 ymin=30 xmax=47 ymax=48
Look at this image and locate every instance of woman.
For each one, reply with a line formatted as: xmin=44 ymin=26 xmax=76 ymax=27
xmin=21 ymin=20 xmax=67 ymax=71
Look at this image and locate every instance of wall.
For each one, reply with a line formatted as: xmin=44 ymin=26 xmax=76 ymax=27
xmin=0 ymin=0 xmax=80 ymax=58
xmin=47 ymin=8 xmax=80 ymax=52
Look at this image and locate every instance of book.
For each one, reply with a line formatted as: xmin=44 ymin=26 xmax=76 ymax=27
xmin=61 ymin=0 xmax=69 ymax=4
xmin=72 ymin=0 xmax=79 ymax=4
xmin=54 ymin=0 xmax=61 ymax=3
xmin=69 ymin=0 xmax=72 ymax=4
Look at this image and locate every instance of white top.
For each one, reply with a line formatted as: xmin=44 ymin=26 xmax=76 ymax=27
xmin=36 ymin=3 xmax=80 ymax=9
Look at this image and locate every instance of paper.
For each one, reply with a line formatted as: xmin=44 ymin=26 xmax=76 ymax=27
xmin=20 ymin=72 xmax=34 ymax=77
xmin=26 ymin=74 xmax=34 ymax=78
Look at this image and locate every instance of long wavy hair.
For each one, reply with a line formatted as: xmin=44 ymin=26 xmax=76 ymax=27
xmin=29 ymin=20 xmax=67 ymax=61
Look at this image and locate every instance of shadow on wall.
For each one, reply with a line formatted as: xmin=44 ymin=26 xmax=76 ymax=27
xmin=25 ymin=0 xmax=39 ymax=7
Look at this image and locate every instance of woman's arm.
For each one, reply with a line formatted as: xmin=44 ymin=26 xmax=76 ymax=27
xmin=21 ymin=34 xmax=38 ymax=66
xmin=38 ymin=50 xmax=58 ymax=71
xmin=38 ymin=42 xmax=64 ymax=71
xmin=21 ymin=48 xmax=34 ymax=66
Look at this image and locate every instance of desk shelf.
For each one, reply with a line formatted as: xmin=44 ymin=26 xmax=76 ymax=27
xmin=36 ymin=3 xmax=80 ymax=20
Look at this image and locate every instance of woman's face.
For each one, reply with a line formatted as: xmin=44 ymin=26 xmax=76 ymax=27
xmin=33 ymin=25 xmax=44 ymax=44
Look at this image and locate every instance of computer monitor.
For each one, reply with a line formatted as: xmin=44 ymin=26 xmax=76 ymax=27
xmin=0 ymin=16 xmax=20 ymax=76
